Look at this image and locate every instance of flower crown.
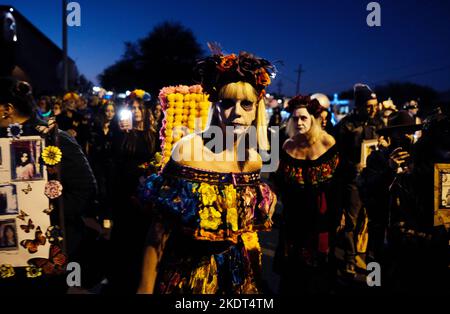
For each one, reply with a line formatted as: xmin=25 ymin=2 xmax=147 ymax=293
xmin=193 ymin=51 xmax=276 ymax=101
xmin=128 ymin=89 xmax=151 ymax=102
xmin=287 ymin=95 xmax=324 ymax=118
xmin=63 ymin=92 xmax=79 ymax=101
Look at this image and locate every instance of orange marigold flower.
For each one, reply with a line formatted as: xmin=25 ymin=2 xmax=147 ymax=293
xmin=219 ymin=54 xmax=236 ymax=71
xmin=256 ymin=70 xmax=271 ymax=86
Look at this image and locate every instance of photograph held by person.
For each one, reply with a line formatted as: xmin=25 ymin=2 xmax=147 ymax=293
xmin=273 ymin=95 xmax=339 ymax=294
xmin=106 ymin=89 xmax=157 ymax=294
xmin=334 ymin=83 xmax=383 ymax=276
xmin=138 ymin=51 xmax=277 ymax=294
xmin=0 ymin=77 xmax=97 ymax=294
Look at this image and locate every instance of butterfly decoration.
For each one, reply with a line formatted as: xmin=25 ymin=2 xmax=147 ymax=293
xmin=17 ymin=210 xmax=29 ymax=221
xmin=22 ymin=184 xmax=32 ymax=195
xmin=20 ymin=226 xmax=46 ymax=254
xmin=20 ymin=219 xmax=35 ymax=233
xmin=27 ymin=245 xmax=67 ymax=276
xmin=43 ymin=204 xmax=55 ymax=215
xmin=45 ymin=225 xmax=63 ymax=244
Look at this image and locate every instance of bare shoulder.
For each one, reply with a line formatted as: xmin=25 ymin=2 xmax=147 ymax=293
xmin=282 ymin=138 xmax=294 ymax=151
xmin=171 ymin=133 xmax=203 ymax=166
xmin=321 ymin=132 xmax=336 ymax=149
xmin=244 ymin=149 xmax=263 ymax=172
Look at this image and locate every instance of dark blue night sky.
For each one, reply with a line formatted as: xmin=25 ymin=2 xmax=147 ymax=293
xmin=4 ymin=0 xmax=450 ymax=96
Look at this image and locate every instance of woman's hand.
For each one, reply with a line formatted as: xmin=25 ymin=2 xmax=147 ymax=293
xmin=388 ymin=147 xmax=410 ymax=170
xmin=67 ymin=129 xmax=77 ymax=137
xmin=118 ymin=119 xmax=131 ymax=132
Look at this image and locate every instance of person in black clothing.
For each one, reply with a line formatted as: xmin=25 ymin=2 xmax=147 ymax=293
xmin=358 ymin=111 xmax=421 ymax=268
xmin=0 ymin=77 xmax=97 ymax=294
xmin=334 ymin=83 xmax=383 ymax=275
xmin=90 ymin=101 xmax=116 ymax=221
xmin=56 ymin=92 xmax=82 ymax=139
xmin=106 ymin=89 xmax=157 ymax=294
xmin=363 ymin=109 xmax=449 ymax=293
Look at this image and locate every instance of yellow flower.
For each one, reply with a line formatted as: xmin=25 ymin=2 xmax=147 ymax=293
xmin=26 ymin=266 xmax=42 ymax=278
xmin=175 ymin=93 xmax=184 ymax=102
xmin=42 ymin=146 xmax=62 ymax=166
xmin=166 ymin=107 xmax=175 ymax=116
xmin=198 ymin=183 xmax=217 ymax=206
xmin=218 ymin=184 xmax=237 ymax=208
xmin=0 ymin=264 xmax=15 ymax=278
xmin=133 ymin=89 xmax=145 ymax=99
xmin=241 ymin=232 xmax=261 ymax=251
xmin=167 ymin=94 xmax=176 ymax=102
xmin=199 ymin=101 xmax=210 ymax=110
xmin=226 ymin=207 xmax=239 ymax=232
xmin=199 ymin=206 xmax=222 ymax=230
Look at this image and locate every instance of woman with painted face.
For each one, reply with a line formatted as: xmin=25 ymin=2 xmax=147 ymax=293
xmin=273 ymin=95 xmax=339 ymax=294
xmin=138 ymin=51 xmax=277 ymax=294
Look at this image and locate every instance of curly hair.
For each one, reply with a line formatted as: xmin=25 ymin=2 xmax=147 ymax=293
xmin=287 ymin=95 xmax=324 ymax=118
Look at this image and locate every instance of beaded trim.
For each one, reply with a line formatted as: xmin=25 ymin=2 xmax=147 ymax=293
xmin=162 ymin=159 xmax=261 ymax=186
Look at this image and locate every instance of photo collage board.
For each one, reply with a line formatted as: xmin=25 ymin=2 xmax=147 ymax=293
xmin=0 ymin=136 xmax=50 ymax=267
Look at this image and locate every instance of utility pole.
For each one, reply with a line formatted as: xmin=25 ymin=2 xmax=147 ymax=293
xmin=295 ymin=64 xmax=304 ymax=95
xmin=62 ymin=0 xmax=68 ymax=92
xmin=277 ymin=79 xmax=283 ymax=96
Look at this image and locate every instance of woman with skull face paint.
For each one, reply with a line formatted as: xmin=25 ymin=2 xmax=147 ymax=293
xmin=273 ymin=95 xmax=339 ymax=294
xmin=137 ymin=52 xmax=277 ymax=294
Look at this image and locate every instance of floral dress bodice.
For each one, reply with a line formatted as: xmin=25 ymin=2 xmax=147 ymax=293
xmin=141 ymin=159 xmax=276 ymax=243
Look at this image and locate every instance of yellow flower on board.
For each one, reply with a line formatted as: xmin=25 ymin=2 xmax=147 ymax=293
xmin=42 ymin=146 xmax=62 ymax=166
xmin=25 ymin=266 xmax=42 ymax=278
xmin=0 ymin=264 xmax=15 ymax=279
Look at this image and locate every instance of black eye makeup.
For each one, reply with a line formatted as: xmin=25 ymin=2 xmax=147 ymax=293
xmin=240 ymin=100 xmax=255 ymax=111
xmin=219 ymin=99 xmax=255 ymax=111
xmin=219 ymin=99 xmax=235 ymax=110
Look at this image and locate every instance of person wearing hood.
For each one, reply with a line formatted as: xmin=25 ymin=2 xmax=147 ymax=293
xmin=334 ymin=83 xmax=384 ymax=276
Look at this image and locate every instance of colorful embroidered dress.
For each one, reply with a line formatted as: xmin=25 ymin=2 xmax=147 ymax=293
xmin=275 ymin=145 xmax=339 ymax=269
xmin=141 ymin=159 xmax=276 ymax=294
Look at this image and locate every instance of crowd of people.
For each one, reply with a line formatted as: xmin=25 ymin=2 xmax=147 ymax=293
xmin=0 ymin=50 xmax=449 ymax=295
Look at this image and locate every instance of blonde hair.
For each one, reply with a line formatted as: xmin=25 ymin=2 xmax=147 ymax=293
xmin=286 ymin=109 xmax=322 ymax=144
xmin=205 ymin=81 xmax=269 ymax=150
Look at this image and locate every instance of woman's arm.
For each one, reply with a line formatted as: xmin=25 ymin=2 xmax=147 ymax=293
xmin=137 ymin=219 xmax=171 ymax=294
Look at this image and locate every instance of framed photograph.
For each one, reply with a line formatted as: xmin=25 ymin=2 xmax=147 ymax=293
xmin=10 ymin=139 xmax=44 ymax=181
xmin=360 ymin=139 xmax=378 ymax=168
xmin=0 ymin=219 xmax=18 ymax=251
xmin=0 ymin=184 xmax=18 ymax=215
xmin=434 ymin=163 xmax=450 ymax=228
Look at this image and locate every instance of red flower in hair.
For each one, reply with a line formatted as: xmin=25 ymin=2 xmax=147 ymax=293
xmin=219 ymin=54 xmax=237 ymax=71
xmin=256 ymin=69 xmax=271 ymax=86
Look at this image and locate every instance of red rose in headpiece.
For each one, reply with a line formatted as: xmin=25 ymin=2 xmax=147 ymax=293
xmin=256 ymin=69 xmax=271 ymax=86
xmin=219 ymin=54 xmax=237 ymax=71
